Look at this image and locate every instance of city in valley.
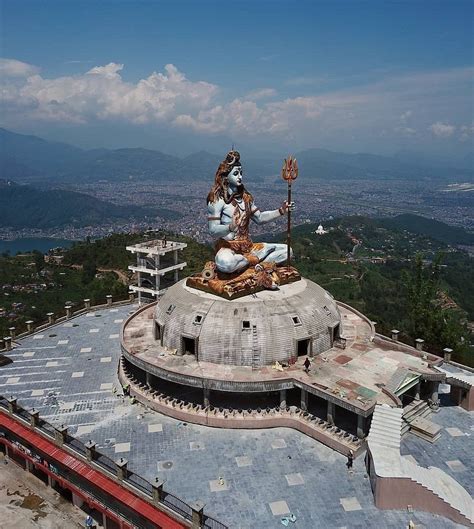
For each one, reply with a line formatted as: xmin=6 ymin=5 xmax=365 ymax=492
xmin=1 ymin=177 xmax=472 ymax=245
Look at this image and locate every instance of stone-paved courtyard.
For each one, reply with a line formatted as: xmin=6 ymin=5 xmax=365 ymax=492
xmin=1 ymin=304 xmax=472 ymax=528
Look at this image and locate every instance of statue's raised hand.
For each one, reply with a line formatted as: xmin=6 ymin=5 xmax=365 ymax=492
xmin=280 ymin=201 xmax=296 ymax=214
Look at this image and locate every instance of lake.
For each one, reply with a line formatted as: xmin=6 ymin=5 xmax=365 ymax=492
xmin=0 ymin=238 xmax=76 ymax=255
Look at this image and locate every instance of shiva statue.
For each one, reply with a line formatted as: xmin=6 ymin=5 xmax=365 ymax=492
xmin=207 ymin=150 xmax=294 ymax=274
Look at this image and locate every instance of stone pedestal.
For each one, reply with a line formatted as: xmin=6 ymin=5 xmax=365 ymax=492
xmin=55 ymin=425 xmax=68 ymax=446
xmin=279 ymin=389 xmax=287 ymax=409
xmin=443 ymin=348 xmax=453 ymax=362
xmin=65 ymin=306 xmax=72 ymax=319
xmin=415 ymin=338 xmax=424 ymax=351
xmin=47 ymin=312 xmax=55 ymax=324
xmin=106 ymin=295 xmax=113 ymax=307
xmin=7 ymin=396 xmax=17 ymax=414
xmin=85 ymin=440 xmax=96 ymax=462
xmin=191 ymin=500 xmax=205 ymax=529
xmin=30 ymin=409 xmax=39 ymax=428
xmin=115 ymin=458 xmax=128 ymax=481
xmin=25 ymin=320 xmax=34 ymax=333
xmin=84 ymin=299 xmax=91 ymax=310
xmin=391 ymin=329 xmax=400 ymax=341
xmin=152 ymin=478 xmax=165 ymax=504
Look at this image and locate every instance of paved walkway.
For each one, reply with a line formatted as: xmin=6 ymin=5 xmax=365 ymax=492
xmin=0 ymin=305 xmax=470 ymax=528
xmin=0 ymin=452 xmax=85 ymax=529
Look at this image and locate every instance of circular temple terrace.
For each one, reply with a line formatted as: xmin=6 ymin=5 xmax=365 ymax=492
xmin=120 ymin=278 xmax=446 ymax=455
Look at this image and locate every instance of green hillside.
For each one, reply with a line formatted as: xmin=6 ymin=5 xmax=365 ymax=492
xmin=380 ymin=214 xmax=474 ymax=245
xmin=1 ymin=220 xmax=472 ymax=366
xmin=0 ymin=180 xmax=180 ymax=229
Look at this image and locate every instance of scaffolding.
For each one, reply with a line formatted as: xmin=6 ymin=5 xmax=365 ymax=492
xmin=126 ymin=239 xmax=187 ymax=305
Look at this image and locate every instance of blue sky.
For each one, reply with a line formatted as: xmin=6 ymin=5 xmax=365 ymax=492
xmin=1 ymin=0 xmax=473 ymax=159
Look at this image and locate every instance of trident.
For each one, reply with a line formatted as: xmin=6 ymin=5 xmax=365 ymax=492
xmin=281 ymin=156 xmax=298 ymax=269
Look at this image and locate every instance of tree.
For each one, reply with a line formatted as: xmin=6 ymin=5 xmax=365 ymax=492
xmin=404 ymin=253 xmax=470 ymax=357
xmin=32 ymin=250 xmax=44 ymax=274
xmin=82 ymin=258 xmax=97 ymax=284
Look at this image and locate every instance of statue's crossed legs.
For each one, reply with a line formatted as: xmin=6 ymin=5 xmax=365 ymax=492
xmin=215 ymin=242 xmax=292 ymax=274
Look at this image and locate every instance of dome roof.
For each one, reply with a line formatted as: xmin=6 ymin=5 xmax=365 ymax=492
xmin=154 ymin=278 xmax=342 ymax=366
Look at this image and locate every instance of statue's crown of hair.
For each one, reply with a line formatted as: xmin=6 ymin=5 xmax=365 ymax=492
xmin=224 ymin=150 xmax=240 ymax=168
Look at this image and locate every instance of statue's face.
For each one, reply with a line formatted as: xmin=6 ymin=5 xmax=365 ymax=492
xmin=227 ymin=165 xmax=243 ymax=188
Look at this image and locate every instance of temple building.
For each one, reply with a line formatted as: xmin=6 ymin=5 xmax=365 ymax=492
xmin=1 ymin=150 xmax=473 ymax=528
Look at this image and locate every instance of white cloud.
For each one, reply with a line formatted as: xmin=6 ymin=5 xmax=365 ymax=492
xmin=0 ymin=58 xmax=39 ymax=77
xmin=1 ymin=62 xmax=218 ymax=125
xmin=400 ymin=110 xmax=412 ymax=123
xmin=460 ymin=123 xmax=474 ymax=142
xmin=395 ymin=126 xmax=416 ymax=136
xmin=245 ymin=88 xmax=277 ymax=101
xmin=430 ymin=121 xmax=456 ymax=138
xmin=1 ymin=58 xmax=472 ymax=152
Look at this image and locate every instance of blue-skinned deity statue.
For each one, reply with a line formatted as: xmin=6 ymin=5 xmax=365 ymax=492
xmin=207 ymin=150 xmax=294 ymax=275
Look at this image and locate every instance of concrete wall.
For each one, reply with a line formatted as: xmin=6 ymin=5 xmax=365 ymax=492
xmin=373 ymin=475 xmax=473 ymax=527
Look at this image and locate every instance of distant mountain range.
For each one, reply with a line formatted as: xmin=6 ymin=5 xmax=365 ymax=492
xmin=0 ymin=180 xmax=180 ymax=229
xmin=1 ymin=128 xmax=472 ymax=184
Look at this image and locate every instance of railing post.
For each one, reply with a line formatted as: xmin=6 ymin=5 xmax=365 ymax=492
xmin=85 ymin=440 xmax=97 ymax=462
xmin=4 ymin=337 xmax=12 ymax=351
xmin=30 ymin=408 xmax=39 ymax=428
xmin=47 ymin=312 xmax=55 ymax=325
xmin=106 ymin=294 xmax=113 ymax=307
xmin=7 ymin=396 xmax=17 ymax=414
xmin=190 ymin=500 xmax=205 ymax=529
xmin=84 ymin=298 xmax=91 ymax=310
xmin=55 ymin=425 xmax=68 ymax=446
xmin=391 ymin=329 xmax=399 ymax=341
xmin=443 ymin=347 xmax=453 ymax=362
xmin=8 ymin=327 xmax=16 ymax=340
xmin=65 ymin=305 xmax=72 ymax=319
xmin=25 ymin=320 xmax=34 ymax=333
xmin=116 ymin=457 xmax=128 ymax=480
xmin=415 ymin=338 xmax=424 ymax=351
xmin=152 ymin=478 xmax=165 ymax=504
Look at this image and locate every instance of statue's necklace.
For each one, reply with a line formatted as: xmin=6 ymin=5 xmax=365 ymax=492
xmin=234 ymin=198 xmax=246 ymax=212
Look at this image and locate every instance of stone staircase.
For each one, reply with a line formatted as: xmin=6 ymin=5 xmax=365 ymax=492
xmin=402 ymin=399 xmax=432 ymax=436
xmin=367 ymin=404 xmax=474 ymax=527
xmin=435 ymin=365 xmax=474 ymax=388
xmin=367 ymin=404 xmax=403 ymax=450
xmin=401 ymin=459 xmax=474 ymax=526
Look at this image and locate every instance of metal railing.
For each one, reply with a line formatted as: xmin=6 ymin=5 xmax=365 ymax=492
xmin=0 ymin=394 xmax=227 ymax=528
xmin=162 ymin=491 xmax=193 ymax=521
xmin=203 ymin=514 xmax=228 ymax=529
